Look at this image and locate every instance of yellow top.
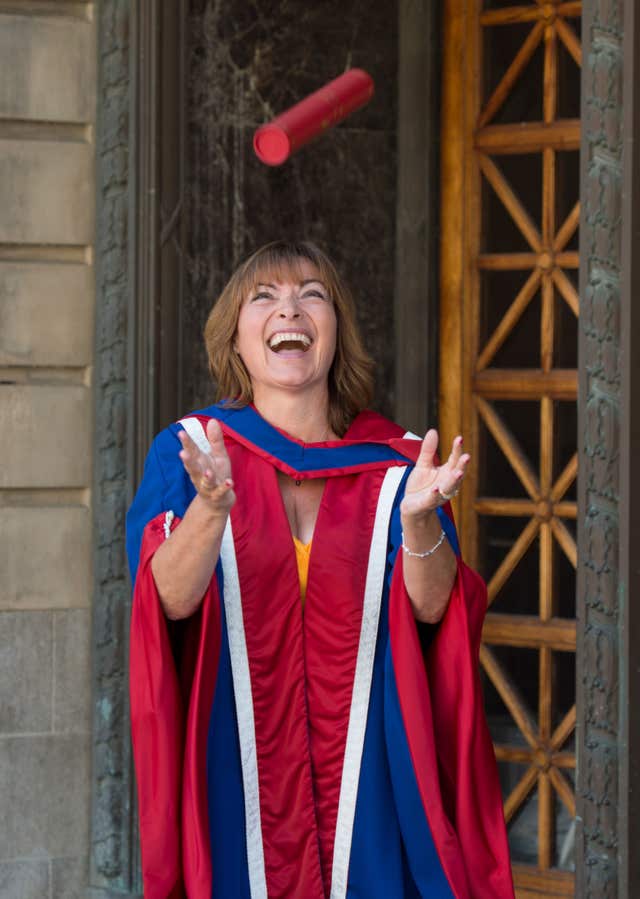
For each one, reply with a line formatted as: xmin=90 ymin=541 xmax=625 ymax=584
xmin=293 ymin=536 xmax=312 ymax=605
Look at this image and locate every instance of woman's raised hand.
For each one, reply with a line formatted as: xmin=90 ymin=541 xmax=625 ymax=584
xmin=400 ymin=429 xmax=470 ymax=522
xmin=177 ymin=419 xmax=236 ymax=516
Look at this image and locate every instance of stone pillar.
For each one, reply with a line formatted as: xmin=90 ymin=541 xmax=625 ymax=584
xmin=577 ymin=0 xmax=640 ymax=896
xmin=90 ymin=0 xmax=137 ymax=893
xmin=0 ymin=4 xmax=96 ymax=898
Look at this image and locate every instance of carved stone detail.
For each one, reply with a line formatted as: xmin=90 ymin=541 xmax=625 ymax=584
xmin=91 ymin=0 xmax=138 ymax=893
xmin=577 ymin=0 xmax=624 ymax=895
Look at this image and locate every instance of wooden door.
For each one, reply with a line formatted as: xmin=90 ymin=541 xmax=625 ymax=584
xmin=440 ymin=2 xmax=581 ymax=896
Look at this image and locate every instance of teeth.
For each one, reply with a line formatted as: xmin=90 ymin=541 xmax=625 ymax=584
xmin=268 ymin=332 xmax=312 ymax=348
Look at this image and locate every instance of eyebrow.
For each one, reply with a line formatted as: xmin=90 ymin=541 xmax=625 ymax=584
xmin=255 ymin=280 xmax=327 ymax=290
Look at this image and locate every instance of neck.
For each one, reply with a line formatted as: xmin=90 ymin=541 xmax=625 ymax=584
xmin=252 ymin=384 xmax=336 ymax=443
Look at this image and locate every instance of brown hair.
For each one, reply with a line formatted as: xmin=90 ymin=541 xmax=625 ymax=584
xmin=203 ymin=240 xmax=375 ymax=436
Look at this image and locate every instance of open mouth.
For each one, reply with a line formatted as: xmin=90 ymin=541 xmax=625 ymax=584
xmin=267 ymin=331 xmax=313 ymax=353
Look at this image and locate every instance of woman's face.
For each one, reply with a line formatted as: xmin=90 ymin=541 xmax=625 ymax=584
xmin=234 ymin=259 xmax=338 ymax=399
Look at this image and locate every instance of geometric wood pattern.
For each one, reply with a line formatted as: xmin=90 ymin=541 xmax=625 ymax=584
xmin=440 ymin=2 xmax=581 ymax=894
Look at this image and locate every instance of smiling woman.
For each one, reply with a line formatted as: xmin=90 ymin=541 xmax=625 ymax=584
xmin=204 ymin=241 xmax=374 ymax=437
xmin=233 ymin=259 xmax=339 ymax=431
xmin=126 ymin=240 xmax=514 ymax=898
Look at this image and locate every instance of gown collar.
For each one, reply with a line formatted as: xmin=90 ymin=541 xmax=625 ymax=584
xmin=183 ymin=402 xmax=420 ymax=480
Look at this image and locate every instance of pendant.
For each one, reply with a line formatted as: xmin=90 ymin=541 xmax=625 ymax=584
xmin=295 ymin=479 xmax=302 ymax=487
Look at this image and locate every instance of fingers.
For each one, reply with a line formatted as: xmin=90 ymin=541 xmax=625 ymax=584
xmin=178 ymin=429 xmax=217 ymax=482
xmin=177 ymin=429 xmax=202 ymax=470
xmin=201 ymin=475 xmax=235 ymax=499
xmin=416 ymin=428 xmax=439 ymax=469
xmin=447 ymin=435 xmax=463 ymax=469
xmin=435 ymin=448 xmax=470 ymax=503
xmin=416 ymin=431 xmax=467 ymax=475
xmin=442 ymin=436 xmax=469 ymax=483
xmin=178 ymin=423 xmax=235 ymax=505
xmin=206 ymin=418 xmax=226 ymax=454
xmin=205 ymin=418 xmax=233 ymax=480
xmin=447 ymin=444 xmax=470 ymax=482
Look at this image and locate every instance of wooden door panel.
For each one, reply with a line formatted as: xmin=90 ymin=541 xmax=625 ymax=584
xmin=440 ymin=2 xmax=581 ymax=893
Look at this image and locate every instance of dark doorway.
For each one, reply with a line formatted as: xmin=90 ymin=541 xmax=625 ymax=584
xmin=176 ymin=1 xmax=401 ymax=422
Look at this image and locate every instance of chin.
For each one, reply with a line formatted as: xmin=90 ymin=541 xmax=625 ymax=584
xmin=276 ymin=378 xmax=317 ymax=391
xmin=268 ymin=372 xmax=325 ymax=391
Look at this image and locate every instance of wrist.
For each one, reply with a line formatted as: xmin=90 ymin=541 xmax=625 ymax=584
xmin=193 ymin=493 xmax=233 ymax=524
xmin=400 ymin=506 xmax=438 ymax=531
xmin=401 ymin=526 xmax=447 ymax=559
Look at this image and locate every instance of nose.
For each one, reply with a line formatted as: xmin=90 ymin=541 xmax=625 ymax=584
xmin=277 ymin=291 xmax=301 ymax=318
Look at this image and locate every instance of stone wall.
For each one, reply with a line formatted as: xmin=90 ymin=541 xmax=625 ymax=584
xmin=0 ymin=4 xmax=96 ymax=897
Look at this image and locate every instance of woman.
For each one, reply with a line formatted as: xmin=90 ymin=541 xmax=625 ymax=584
xmin=127 ymin=241 xmax=514 ymax=899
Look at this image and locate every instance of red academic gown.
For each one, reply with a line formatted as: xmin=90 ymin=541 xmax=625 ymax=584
xmin=126 ymin=403 xmax=514 ymax=899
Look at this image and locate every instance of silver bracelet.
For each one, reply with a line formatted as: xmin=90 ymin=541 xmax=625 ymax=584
xmin=401 ymin=528 xmax=446 ymax=558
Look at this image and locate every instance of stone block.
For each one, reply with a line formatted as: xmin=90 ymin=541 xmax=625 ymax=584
xmin=0 ymin=860 xmax=49 ymax=899
xmin=0 ymin=507 xmax=91 ymax=610
xmin=0 ymin=140 xmax=94 ymax=245
xmin=0 ymin=263 xmax=94 ymax=367
xmin=0 ymin=610 xmax=52 ymax=732
xmin=0 ymin=734 xmax=90 ymax=858
xmin=53 ymin=609 xmax=91 ymax=732
xmin=51 ymin=855 xmax=87 ymax=899
xmin=0 ymin=385 xmax=91 ymax=487
xmin=0 ymin=15 xmax=96 ymax=123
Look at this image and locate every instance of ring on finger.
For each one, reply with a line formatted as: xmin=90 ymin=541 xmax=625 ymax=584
xmin=440 ymin=486 xmax=460 ymax=501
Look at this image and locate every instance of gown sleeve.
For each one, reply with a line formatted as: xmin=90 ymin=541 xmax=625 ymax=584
xmin=125 ymin=424 xmax=195 ymax=582
xmin=130 ymin=511 xmax=187 ymax=899
xmin=385 ymin=486 xmax=515 ymax=898
xmin=126 ymin=427 xmax=197 ymax=899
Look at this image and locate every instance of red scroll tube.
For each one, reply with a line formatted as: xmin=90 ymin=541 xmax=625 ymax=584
xmin=253 ymin=68 xmax=375 ymax=166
